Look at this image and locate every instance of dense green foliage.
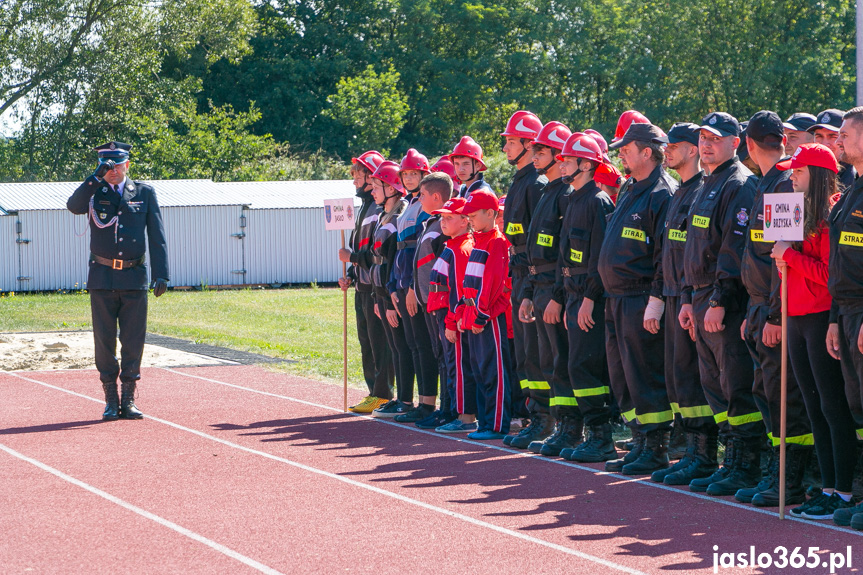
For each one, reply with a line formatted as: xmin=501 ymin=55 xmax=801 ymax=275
xmin=0 ymin=0 xmax=857 ymax=186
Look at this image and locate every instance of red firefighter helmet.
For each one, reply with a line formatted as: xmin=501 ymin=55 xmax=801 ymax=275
xmin=584 ymin=129 xmax=612 ymax=163
xmin=399 ymin=148 xmax=431 ymax=174
xmin=351 ymin=150 xmax=385 ymax=174
xmin=371 ymin=160 xmax=405 ymax=194
xmin=431 ymin=156 xmax=459 ymax=183
xmin=613 ymin=110 xmax=650 ymax=142
xmin=557 ymin=132 xmax=605 ymax=163
xmin=532 ymin=121 xmax=572 ymax=151
xmin=449 ymin=136 xmax=487 ymax=170
xmin=500 ymin=111 xmax=543 ymax=139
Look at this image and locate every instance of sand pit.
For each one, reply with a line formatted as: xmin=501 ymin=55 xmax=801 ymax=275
xmin=0 ymin=332 xmax=235 ymax=371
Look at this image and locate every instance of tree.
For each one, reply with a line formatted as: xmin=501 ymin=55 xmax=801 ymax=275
xmin=323 ymin=65 xmax=409 ymax=157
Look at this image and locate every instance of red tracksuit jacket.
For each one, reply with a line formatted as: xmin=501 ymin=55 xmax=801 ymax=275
xmin=780 ymin=226 xmax=832 ymax=317
xmin=429 ymin=232 xmax=474 ymax=330
xmin=458 ymin=227 xmax=512 ymax=335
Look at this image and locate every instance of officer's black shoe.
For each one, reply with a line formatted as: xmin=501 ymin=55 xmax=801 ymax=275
xmin=706 ymin=437 xmax=762 ymax=496
xmin=510 ymin=414 xmax=555 ymax=450
xmin=119 ymin=381 xmax=144 ymax=419
xmin=562 ymin=423 xmax=617 ymax=462
xmin=667 ymin=422 xmax=688 ymax=460
xmin=664 ymin=431 xmax=718 ymax=486
xmin=751 ymin=445 xmax=811 ymax=507
xmin=735 ymin=445 xmax=777 ymax=503
xmin=622 ymin=429 xmax=670 ymax=476
xmin=528 ymin=419 xmax=561 ymax=454
xmin=539 ymin=416 xmax=584 ymax=456
xmin=690 ymin=434 xmax=733 ymax=492
xmin=102 ymin=382 xmax=120 ymax=421
xmin=605 ymin=430 xmax=645 ymax=472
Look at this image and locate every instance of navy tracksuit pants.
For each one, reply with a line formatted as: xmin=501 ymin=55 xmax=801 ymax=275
xmin=427 ymin=308 xmax=452 ymax=415
xmin=467 ymin=313 xmax=512 ymax=433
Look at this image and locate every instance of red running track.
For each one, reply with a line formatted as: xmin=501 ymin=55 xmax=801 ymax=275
xmin=1 ymin=365 xmax=861 ymax=575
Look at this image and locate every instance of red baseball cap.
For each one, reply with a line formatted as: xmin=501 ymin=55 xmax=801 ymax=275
xmin=458 ymin=189 xmax=499 ymax=214
xmin=432 ymin=197 xmax=468 ymax=215
xmin=594 ymin=163 xmax=624 ymax=187
xmin=776 ymin=143 xmax=839 ymax=173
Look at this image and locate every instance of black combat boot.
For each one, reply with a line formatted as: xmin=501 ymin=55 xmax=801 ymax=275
xmin=102 ymin=382 xmax=120 ymax=421
xmin=735 ymin=445 xmax=777 ymax=503
xmin=706 ymin=437 xmax=762 ymax=496
xmin=667 ymin=421 xmax=688 ymax=460
xmin=750 ymin=445 xmax=810 ymax=507
xmin=605 ymin=430 xmax=645 ymax=472
xmin=119 ymin=381 xmax=144 ymax=419
xmin=509 ymin=413 xmax=555 ymax=449
xmin=652 ymin=431 xmax=696 ymax=483
xmin=539 ymin=415 xmax=584 ymax=456
xmin=528 ymin=418 xmax=561 ymax=453
xmin=690 ymin=434 xmax=732 ymax=492
xmin=562 ymin=423 xmax=618 ymax=462
xmin=622 ymin=429 xmax=670 ymax=475
xmin=664 ymin=431 xmax=719 ymax=485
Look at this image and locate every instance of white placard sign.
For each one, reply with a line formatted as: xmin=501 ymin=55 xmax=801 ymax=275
xmin=763 ymin=192 xmax=805 ymax=242
xmin=323 ymin=198 xmax=356 ymax=230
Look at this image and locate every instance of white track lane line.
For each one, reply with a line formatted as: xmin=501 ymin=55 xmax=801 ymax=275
xmin=160 ymin=367 xmax=863 ymax=537
xmin=3 ymin=371 xmax=646 ymax=575
xmin=0 ymin=442 xmax=285 ymax=575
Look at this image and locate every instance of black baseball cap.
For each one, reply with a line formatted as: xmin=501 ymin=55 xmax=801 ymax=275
xmin=700 ymin=112 xmax=740 ymax=138
xmin=667 ymin=122 xmax=700 ymax=146
xmin=608 ymin=123 xmax=668 ymax=150
xmin=737 ymin=122 xmax=750 ymax=161
xmin=746 ymin=110 xmax=784 ymax=143
xmin=783 ymin=112 xmax=817 ymax=132
xmin=808 ymin=109 xmax=845 ymax=133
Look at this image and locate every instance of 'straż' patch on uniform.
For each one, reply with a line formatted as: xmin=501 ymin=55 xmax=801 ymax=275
xmin=537 ymin=233 xmax=554 ymax=247
xmin=668 ymin=229 xmax=686 ymax=242
xmin=506 ymin=222 xmax=524 ymax=235
xmin=692 ymin=215 xmax=710 ymax=228
xmin=570 ymin=249 xmax=583 ymax=263
xmin=621 ymin=227 xmax=646 ymax=241
xmin=839 ymin=231 xmax=863 ymax=246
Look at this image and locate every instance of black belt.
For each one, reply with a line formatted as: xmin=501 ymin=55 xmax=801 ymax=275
xmin=528 ymin=263 xmax=557 ymax=276
xmin=430 ymin=284 xmax=449 ymax=293
xmin=396 ymin=240 xmax=417 ymax=249
xmin=561 ymin=267 xmax=577 ymax=278
xmin=509 ymin=244 xmax=527 ymax=256
xmin=90 ymin=254 xmax=145 ymax=270
xmin=372 ymin=256 xmax=383 ymax=265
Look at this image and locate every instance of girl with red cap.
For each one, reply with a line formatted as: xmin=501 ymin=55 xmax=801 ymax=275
xmin=772 ymin=143 xmax=857 ymax=520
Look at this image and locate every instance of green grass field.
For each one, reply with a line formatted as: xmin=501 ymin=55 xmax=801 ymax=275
xmin=0 ymin=287 xmax=364 ymax=385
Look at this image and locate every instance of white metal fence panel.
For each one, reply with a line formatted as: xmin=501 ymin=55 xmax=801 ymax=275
xmin=0 ymin=216 xmax=17 ymax=292
xmin=17 ymin=211 xmax=90 ymax=291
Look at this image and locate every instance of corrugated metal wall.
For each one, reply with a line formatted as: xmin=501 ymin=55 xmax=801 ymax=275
xmin=15 ymin=211 xmax=91 ymax=291
xmin=0 ymin=216 xmax=17 ymax=292
xmin=161 ymin=205 xmax=245 ymax=288
xmin=246 ymin=207 xmax=343 ymax=285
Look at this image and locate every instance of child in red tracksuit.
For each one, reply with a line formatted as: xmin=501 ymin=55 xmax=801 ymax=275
xmin=430 ymin=197 xmax=478 ymax=434
xmin=457 ymin=189 xmax=514 ymax=439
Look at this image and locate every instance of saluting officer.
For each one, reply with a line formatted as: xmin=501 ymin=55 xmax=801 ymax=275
xmin=67 ymin=142 xmax=169 ymax=421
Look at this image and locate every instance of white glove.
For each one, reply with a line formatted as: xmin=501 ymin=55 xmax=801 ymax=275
xmin=644 ymin=296 xmax=665 ymax=323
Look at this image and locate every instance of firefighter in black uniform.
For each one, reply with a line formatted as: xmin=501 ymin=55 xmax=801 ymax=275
xmin=554 ymin=132 xmax=617 ymax=463
xmin=810 ymin=109 xmax=857 ymax=193
xmin=66 ymin=142 xmax=169 ymax=421
xmin=738 ymin=111 xmax=813 ymax=507
xmin=830 ymin=108 xmax=863 ymax=434
xmin=599 ymin=122 xmax=677 ymax=475
xmin=500 ymin=111 xmax=547 ymax=422
xmin=650 ymin=122 xmax=720 ymax=486
xmin=680 ymin=112 xmax=764 ymax=496
xmin=509 ymin=121 xmax=580 ymax=451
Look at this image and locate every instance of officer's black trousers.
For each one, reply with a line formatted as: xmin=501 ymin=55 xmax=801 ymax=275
xmin=692 ymin=288 xmax=762 ymax=439
xmin=534 ymin=286 xmax=577 ymax=420
xmin=665 ymin=295 xmax=717 ymax=433
xmin=837 ymin=308 xmax=863 ymax=430
xmin=376 ymin=296 xmax=414 ymax=404
xmin=790 ymin=311 xmax=857 ymax=492
xmin=511 ymin=271 xmax=542 ymax=417
xmin=90 ymin=289 xmax=148 ymax=385
xmin=468 ymin=314 xmax=512 ymax=433
xmin=355 ymin=290 xmax=393 ymax=399
xmin=744 ymin=303 xmax=811 ymax=444
xmin=396 ymin=288 xmax=439 ymax=398
xmin=605 ymin=294 xmax=671 ymax=433
xmin=564 ymin=292 xmax=610 ymax=426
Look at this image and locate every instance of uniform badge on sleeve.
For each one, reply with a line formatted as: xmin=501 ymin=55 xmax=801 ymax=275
xmin=736 ymin=208 xmax=749 ymax=226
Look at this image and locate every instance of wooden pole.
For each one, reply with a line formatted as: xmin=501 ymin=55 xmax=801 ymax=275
xmin=341 ymin=229 xmax=348 ymax=413
xmin=779 ymin=261 xmax=788 ymax=519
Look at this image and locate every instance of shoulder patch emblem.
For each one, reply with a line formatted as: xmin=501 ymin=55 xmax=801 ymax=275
xmin=736 ymin=208 xmax=749 ymax=226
